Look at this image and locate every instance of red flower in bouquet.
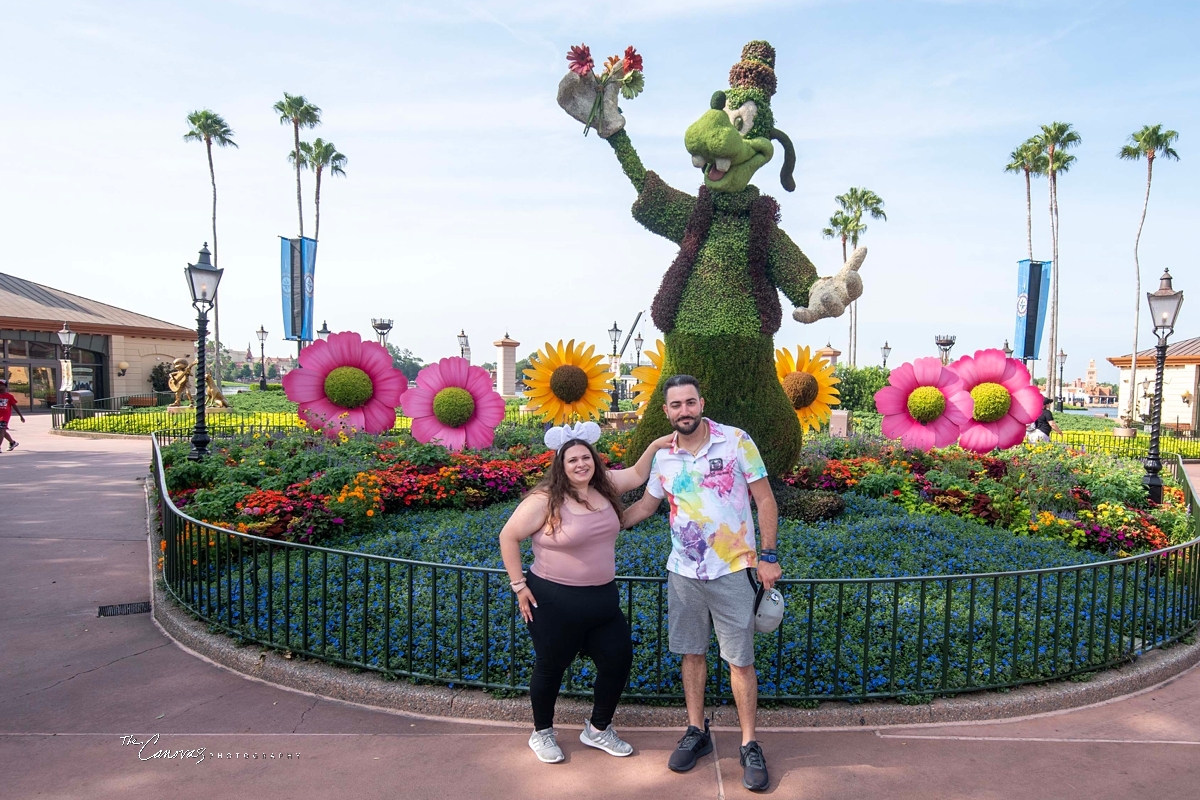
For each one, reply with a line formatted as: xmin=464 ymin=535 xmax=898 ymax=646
xmin=567 ymin=44 xmax=593 ymax=76
xmin=622 ymin=46 xmax=643 ymax=74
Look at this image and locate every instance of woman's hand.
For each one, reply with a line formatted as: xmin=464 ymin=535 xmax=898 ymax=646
xmin=517 ymin=587 xmax=539 ymax=623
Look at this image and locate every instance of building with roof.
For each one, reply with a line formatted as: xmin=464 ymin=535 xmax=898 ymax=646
xmin=1108 ymin=336 xmax=1200 ymax=430
xmin=0 ymin=272 xmax=196 ymax=412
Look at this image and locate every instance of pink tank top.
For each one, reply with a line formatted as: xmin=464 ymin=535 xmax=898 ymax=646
xmin=530 ymin=502 xmax=620 ymax=587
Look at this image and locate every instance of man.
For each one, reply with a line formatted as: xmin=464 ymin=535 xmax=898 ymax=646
xmin=1027 ymin=395 xmax=1063 ymax=443
xmin=0 ymin=378 xmax=26 ymax=451
xmin=623 ymin=374 xmax=781 ymax=792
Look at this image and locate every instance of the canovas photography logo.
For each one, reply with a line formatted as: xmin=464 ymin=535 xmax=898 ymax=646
xmin=119 ymin=735 xmax=300 ymax=764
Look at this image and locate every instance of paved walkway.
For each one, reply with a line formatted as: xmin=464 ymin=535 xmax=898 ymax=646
xmin=2 ymin=417 xmax=1199 ymax=799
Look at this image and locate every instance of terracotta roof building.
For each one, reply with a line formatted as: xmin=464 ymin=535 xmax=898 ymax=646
xmin=0 ymin=272 xmax=195 ymax=412
xmin=1107 ymin=336 xmax=1200 ymax=430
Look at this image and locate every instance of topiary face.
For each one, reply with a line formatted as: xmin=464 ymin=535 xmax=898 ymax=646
xmin=970 ymin=382 xmax=1012 ymax=423
xmin=906 ymin=386 xmax=946 ymax=424
xmin=548 ymin=364 xmax=589 ymax=404
xmin=432 ymin=387 xmax=476 ymax=428
xmin=782 ymin=371 xmax=819 ymax=410
xmin=324 ymin=366 xmax=374 ymax=409
xmin=684 ymin=95 xmax=774 ymax=194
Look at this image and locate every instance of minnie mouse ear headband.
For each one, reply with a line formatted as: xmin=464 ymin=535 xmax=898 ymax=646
xmin=544 ymin=421 xmax=602 ymax=452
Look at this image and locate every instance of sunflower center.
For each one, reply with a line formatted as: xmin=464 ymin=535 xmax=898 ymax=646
xmin=906 ymin=386 xmax=946 ymax=424
xmin=432 ymin=387 xmax=475 ymax=428
xmin=970 ymin=382 xmax=1012 ymax=423
xmin=324 ymin=366 xmax=373 ymax=409
xmin=782 ymin=371 xmax=819 ymax=410
xmin=549 ymin=365 xmax=589 ymax=404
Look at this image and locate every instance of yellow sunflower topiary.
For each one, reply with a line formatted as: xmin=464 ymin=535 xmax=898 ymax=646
xmin=630 ymin=339 xmax=666 ymax=415
xmin=523 ymin=339 xmax=612 ymax=424
xmin=775 ymin=345 xmax=839 ymax=434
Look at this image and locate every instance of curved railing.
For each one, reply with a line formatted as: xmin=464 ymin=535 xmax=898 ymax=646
xmin=153 ymin=432 xmax=1200 ymax=702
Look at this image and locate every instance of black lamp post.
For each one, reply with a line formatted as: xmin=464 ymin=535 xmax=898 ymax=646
xmin=57 ymin=323 xmax=77 ymax=409
xmin=1002 ymin=339 xmax=1013 ymax=358
xmin=881 ymin=341 xmax=891 ymax=369
xmin=185 ymin=243 xmax=223 ymax=461
xmin=608 ymin=321 xmax=621 ymax=412
xmin=371 ymin=318 xmax=392 ymax=347
xmin=935 ymin=334 xmax=956 ymax=366
xmin=633 ymin=331 xmax=644 ymax=368
xmin=1056 ymin=349 xmax=1067 ymax=412
xmin=316 ymin=320 xmax=330 ymax=342
xmin=256 ymin=325 xmax=269 ymax=390
xmin=1143 ymin=268 xmax=1184 ymax=504
xmin=457 ymin=330 xmax=470 ymax=360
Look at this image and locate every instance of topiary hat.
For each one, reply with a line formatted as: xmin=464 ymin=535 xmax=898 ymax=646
xmin=725 ymin=40 xmax=796 ymax=192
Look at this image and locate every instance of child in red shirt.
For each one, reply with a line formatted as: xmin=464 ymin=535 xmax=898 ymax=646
xmin=0 ymin=378 xmax=26 ymax=451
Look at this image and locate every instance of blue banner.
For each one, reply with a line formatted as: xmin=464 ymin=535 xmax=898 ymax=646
xmin=280 ymin=236 xmax=317 ymax=341
xmin=1014 ymin=259 xmax=1051 ymax=361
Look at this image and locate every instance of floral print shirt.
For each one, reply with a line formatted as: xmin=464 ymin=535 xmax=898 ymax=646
xmin=646 ymin=419 xmax=769 ymax=580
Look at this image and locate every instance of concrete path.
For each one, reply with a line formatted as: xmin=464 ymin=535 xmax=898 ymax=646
xmin=2 ymin=417 xmax=1199 ymax=799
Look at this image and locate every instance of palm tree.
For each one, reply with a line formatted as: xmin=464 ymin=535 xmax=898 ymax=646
xmin=1033 ymin=122 xmax=1081 ymax=401
xmin=1004 ymin=139 xmax=1047 ymax=261
xmin=834 ymin=188 xmax=887 ymax=366
xmin=1118 ymin=124 xmax=1180 ymax=425
xmin=822 ymin=209 xmax=864 ymax=361
xmin=184 ymin=109 xmax=237 ymax=382
xmin=272 ymin=93 xmax=322 ymax=237
xmin=289 ymin=139 xmax=347 ymax=242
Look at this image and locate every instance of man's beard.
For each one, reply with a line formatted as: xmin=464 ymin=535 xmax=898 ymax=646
xmin=671 ymin=415 xmax=702 ymax=435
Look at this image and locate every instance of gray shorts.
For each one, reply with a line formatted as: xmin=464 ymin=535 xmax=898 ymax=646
xmin=667 ymin=569 xmax=756 ymax=667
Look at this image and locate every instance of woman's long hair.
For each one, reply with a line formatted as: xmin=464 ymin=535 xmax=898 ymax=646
xmin=536 ymin=439 xmax=624 ymax=533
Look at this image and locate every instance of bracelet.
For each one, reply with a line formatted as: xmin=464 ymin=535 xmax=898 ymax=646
xmin=510 ymin=581 xmax=527 ymax=593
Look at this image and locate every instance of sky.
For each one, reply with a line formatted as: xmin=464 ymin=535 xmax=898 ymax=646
xmin=3 ymin=0 xmax=1198 ymax=383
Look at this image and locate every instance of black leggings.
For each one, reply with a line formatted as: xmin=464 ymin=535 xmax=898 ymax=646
xmin=525 ymin=570 xmax=633 ymax=731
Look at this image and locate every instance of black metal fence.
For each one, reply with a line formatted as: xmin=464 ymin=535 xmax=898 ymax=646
xmin=1054 ymin=431 xmax=1200 ymax=459
xmin=153 ymin=435 xmax=1200 ymax=702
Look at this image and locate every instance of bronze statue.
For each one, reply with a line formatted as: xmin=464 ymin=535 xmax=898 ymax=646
xmin=168 ymin=357 xmax=193 ymax=407
xmin=205 ymin=370 xmax=230 ymax=408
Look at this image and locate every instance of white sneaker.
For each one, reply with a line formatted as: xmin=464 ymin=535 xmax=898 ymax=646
xmin=529 ymin=728 xmax=564 ymax=763
xmin=579 ymin=719 xmax=633 ymax=757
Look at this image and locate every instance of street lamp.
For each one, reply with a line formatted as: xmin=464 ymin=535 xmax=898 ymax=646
xmin=56 ymin=323 xmax=77 ymax=412
xmin=1143 ymin=268 xmax=1184 ymax=504
xmin=1002 ymin=339 xmax=1013 ymax=358
xmin=371 ymin=318 xmax=393 ymax=347
xmin=256 ymin=325 xmax=269 ymax=390
xmin=1056 ymin=349 xmax=1067 ymax=412
xmin=184 ymin=243 xmax=223 ymax=461
xmin=881 ymin=341 xmax=891 ymax=369
xmin=457 ymin=329 xmax=470 ymax=359
xmin=934 ymin=334 xmax=956 ymax=366
xmin=633 ymin=331 xmax=644 ymax=368
xmin=608 ymin=321 xmax=622 ymax=412
xmin=316 ymin=321 xmax=330 ymax=341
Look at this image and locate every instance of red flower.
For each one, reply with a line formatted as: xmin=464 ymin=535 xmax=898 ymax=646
xmin=622 ymin=46 xmax=643 ymax=74
xmin=567 ymin=44 xmax=594 ymax=76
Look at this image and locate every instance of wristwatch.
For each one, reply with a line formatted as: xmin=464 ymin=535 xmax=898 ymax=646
xmin=759 ymin=549 xmax=778 ymax=564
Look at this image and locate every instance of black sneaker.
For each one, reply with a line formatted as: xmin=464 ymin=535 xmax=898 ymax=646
xmin=667 ymin=720 xmax=712 ymax=772
xmin=740 ymin=740 xmax=769 ymax=791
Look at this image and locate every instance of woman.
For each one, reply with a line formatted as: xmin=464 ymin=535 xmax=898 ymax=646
xmin=499 ymin=424 xmax=670 ymax=764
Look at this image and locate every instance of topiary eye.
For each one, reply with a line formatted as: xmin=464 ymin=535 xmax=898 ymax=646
xmin=735 ymin=116 xmax=744 ymax=130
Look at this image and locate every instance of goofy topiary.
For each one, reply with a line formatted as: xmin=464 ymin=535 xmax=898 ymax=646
xmin=558 ymin=41 xmax=866 ymax=475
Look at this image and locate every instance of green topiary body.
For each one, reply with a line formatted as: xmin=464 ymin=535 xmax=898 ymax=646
xmin=612 ymin=129 xmax=814 ymax=475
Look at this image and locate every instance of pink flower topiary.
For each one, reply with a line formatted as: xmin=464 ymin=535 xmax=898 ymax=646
xmin=281 ymin=331 xmax=407 ymax=437
xmin=874 ymin=357 xmax=968 ymax=450
xmin=947 ymin=348 xmax=1044 ymax=453
xmin=401 ymin=357 xmax=505 ymax=451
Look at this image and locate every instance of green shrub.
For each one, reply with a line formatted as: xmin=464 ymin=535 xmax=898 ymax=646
xmin=772 ymin=482 xmax=845 ymax=522
xmin=229 ymin=391 xmax=297 ymax=413
xmin=833 ymin=365 xmax=890 ymax=413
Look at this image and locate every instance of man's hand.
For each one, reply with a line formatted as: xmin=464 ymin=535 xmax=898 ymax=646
xmin=757 ymin=560 xmax=782 ymax=592
xmin=793 ymin=246 xmax=867 ymax=324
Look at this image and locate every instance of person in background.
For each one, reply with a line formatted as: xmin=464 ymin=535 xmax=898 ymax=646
xmin=0 ymin=378 xmax=26 ymax=451
xmin=1028 ymin=395 xmax=1063 ymax=443
xmin=499 ymin=422 xmax=672 ymax=765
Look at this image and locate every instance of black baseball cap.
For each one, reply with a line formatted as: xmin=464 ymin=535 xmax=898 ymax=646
xmin=1042 ymin=395 xmax=1053 ymax=405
